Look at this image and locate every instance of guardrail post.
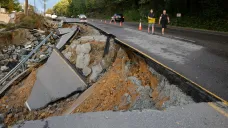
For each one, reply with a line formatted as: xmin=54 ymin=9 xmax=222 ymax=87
xmin=22 ymin=64 xmax=25 ymax=71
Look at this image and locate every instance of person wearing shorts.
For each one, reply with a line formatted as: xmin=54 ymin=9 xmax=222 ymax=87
xmin=148 ymin=9 xmax=155 ymax=34
xmin=159 ymin=10 xmax=170 ymax=35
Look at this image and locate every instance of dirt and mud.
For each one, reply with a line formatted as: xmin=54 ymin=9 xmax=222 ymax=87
xmin=0 ymin=23 xmax=196 ymax=126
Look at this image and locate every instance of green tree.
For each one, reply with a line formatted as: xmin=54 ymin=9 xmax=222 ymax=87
xmin=0 ymin=0 xmax=22 ymax=12
xmin=8 ymin=0 xmax=14 ymax=12
xmin=53 ymin=0 xmax=70 ymax=16
xmin=46 ymin=8 xmax=54 ymax=14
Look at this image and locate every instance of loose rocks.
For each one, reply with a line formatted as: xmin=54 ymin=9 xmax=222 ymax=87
xmin=82 ymin=67 xmax=92 ymax=76
xmin=89 ymin=63 xmax=103 ymax=82
xmin=0 ymin=66 xmax=9 ymax=72
xmin=76 ymin=43 xmax=91 ymax=54
xmin=76 ymin=54 xmax=90 ymax=69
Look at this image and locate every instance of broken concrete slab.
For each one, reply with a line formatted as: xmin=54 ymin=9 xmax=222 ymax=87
xmin=26 ymin=49 xmax=87 ymax=110
xmin=13 ymin=103 xmax=228 ymax=128
xmin=56 ymin=30 xmax=76 ymax=49
xmin=63 ymin=18 xmax=80 ymax=23
xmin=56 ymin=28 xmax=77 ymax=36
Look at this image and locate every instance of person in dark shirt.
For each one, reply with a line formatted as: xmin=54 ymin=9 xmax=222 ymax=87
xmin=159 ymin=10 xmax=170 ymax=35
xmin=148 ymin=9 xmax=155 ymax=34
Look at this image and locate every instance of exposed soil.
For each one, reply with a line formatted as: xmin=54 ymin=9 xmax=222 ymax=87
xmin=72 ymin=48 xmax=170 ymax=113
xmin=0 ymin=23 xmax=196 ymax=126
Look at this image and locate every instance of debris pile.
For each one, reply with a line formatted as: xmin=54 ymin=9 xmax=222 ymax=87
xmin=0 ymin=29 xmax=54 ymax=89
xmin=72 ymin=48 xmax=194 ymax=113
xmin=0 ymin=23 xmax=197 ymax=127
xmin=0 ymin=70 xmax=83 ymax=126
xmin=62 ymin=34 xmax=118 ymax=84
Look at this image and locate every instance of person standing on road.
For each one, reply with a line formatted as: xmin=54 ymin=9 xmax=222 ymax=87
xmin=148 ymin=9 xmax=155 ymax=34
xmin=159 ymin=10 xmax=170 ymax=35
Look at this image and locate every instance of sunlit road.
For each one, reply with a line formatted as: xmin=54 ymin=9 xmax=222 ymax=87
xmin=88 ymin=20 xmax=228 ymax=101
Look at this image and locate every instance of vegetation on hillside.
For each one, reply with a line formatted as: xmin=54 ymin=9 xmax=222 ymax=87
xmin=0 ymin=0 xmax=22 ymax=12
xmin=53 ymin=0 xmax=228 ymax=31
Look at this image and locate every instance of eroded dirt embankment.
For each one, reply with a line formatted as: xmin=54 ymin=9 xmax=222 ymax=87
xmin=0 ymin=23 xmax=195 ymax=126
xmin=60 ymin=23 xmax=194 ymax=113
xmin=71 ymin=48 xmax=194 ymax=113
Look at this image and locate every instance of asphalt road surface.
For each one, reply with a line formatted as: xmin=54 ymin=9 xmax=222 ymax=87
xmin=14 ymin=103 xmax=228 ymax=128
xmin=89 ymin=20 xmax=228 ymax=101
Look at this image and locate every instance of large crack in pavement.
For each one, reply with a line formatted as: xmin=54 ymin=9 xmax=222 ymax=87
xmin=0 ymin=22 xmax=220 ymax=127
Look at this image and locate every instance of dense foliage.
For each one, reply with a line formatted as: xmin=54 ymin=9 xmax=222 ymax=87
xmin=53 ymin=0 xmax=228 ymax=31
xmin=0 ymin=0 xmax=22 ymax=12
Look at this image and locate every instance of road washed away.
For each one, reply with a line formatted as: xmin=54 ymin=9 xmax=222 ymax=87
xmin=0 ymin=22 xmax=227 ymax=127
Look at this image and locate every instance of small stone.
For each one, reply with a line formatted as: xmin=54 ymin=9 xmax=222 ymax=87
xmin=12 ymin=54 xmax=18 ymax=60
xmin=76 ymin=53 xmax=90 ymax=69
xmin=2 ymin=49 xmax=7 ymax=53
xmin=89 ymin=63 xmax=103 ymax=82
xmin=0 ymin=114 xmax=4 ymax=124
xmin=14 ymin=114 xmax=19 ymax=118
xmin=40 ymin=113 xmax=46 ymax=118
xmin=3 ymin=54 xmax=9 ymax=59
xmin=72 ymin=40 xmax=80 ymax=45
xmin=63 ymin=52 xmax=72 ymax=60
xmin=33 ymin=111 xmax=38 ymax=115
xmin=76 ymin=43 xmax=91 ymax=54
xmin=37 ymin=29 xmax=45 ymax=34
xmin=33 ymin=41 xmax=39 ymax=45
xmin=24 ymin=44 xmax=32 ymax=49
xmin=0 ymin=54 xmax=4 ymax=60
xmin=145 ymin=86 xmax=151 ymax=90
xmin=82 ymin=67 xmax=92 ymax=76
xmin=53 ymin=103 xmax=57 ymax=107
xmin=57 ymin=108 xmax=63 ymax=111
xmin=39 ymin=35 xmax=46 ymax=41
xmin=7 ymin=113 xmax=13 ymax=118
xmin=1 ymin=66 xmax=9 ymax=72
xmin=39 ymin=54 xmax=47 ymax=60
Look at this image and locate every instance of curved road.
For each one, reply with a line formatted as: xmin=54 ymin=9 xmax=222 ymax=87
xmin=90 ymin=20 xmax=228 ymax=101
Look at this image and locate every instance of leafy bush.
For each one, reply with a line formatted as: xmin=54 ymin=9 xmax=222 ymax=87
xmin=170 ymin=16 xmax=228 ymax=32
xmin=18 ymin=14 xmax=44 ymax=29
xmin=124 ymin=10 xmax=141 ymax=21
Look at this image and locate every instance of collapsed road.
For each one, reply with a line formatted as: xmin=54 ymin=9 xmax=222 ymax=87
xmin=0 ymin=20 xmax=227 ymax=127
xmin=89 ymin=20 xmax=228 ymax=101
